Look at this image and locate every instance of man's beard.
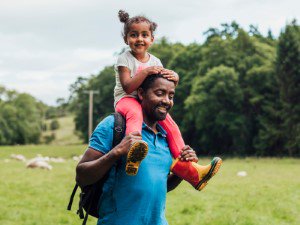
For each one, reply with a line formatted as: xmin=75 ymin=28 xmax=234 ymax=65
xmin=153 ymin=104 xmax=170 ymax=121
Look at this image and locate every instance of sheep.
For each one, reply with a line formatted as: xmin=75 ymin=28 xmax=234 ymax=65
xmin=72 ymin=155 xmax=83 ymax=161
xmin=10 ymin=154 xmax=26 ymax=162
xmin=237 ymin=171 xmax=247 ymax=177
xmin=26 ymin=159 xmax=52 ymax=170
xmin=49 ymin=157 xmax=65 ymax=163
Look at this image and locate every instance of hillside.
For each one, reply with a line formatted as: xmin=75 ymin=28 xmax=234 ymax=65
xmin=42 ymin=115 xmax=83 ymax=145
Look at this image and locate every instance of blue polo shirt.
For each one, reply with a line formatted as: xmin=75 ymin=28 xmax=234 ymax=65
xmin=89 ymin=115 xmax=173 ymax=225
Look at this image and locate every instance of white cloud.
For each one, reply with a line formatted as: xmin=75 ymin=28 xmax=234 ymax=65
xmin=0 ymin=0 xmax=299 ymax=105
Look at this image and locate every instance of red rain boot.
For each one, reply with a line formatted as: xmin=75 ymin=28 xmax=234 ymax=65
xmin=171 ymin=157 xmax=222 ymax=190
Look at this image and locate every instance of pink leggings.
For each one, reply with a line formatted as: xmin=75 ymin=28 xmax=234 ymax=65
xmin=116 ymin=97 xmax=184 ymax=158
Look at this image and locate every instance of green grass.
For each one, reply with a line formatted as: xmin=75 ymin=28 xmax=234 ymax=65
xmin=167 ymin=157 xmax=300 ymax=225
xmin=0 ymin=146 xmax=299 ymax=225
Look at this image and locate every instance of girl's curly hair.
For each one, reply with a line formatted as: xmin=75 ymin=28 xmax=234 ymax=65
xmin=118 ymin=10 xmax=157 ymax=42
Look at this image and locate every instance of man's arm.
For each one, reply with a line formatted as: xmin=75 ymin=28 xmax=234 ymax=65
xmin=167 ymin=174 xmax=183 ymax=192
xmin=76 ymin=147 xmax=120 ymax=187
xmin=76 ymin=131 xmax=142 ymax=187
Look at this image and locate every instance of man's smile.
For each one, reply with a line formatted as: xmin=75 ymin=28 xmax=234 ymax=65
xmin=156 ymin=105 xmax=169 ymax=114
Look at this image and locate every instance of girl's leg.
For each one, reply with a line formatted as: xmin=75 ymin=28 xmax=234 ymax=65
xmin=115 ymin=97 xmax=143 ymax=135
xmin=115 ymin=97 xmax=148 ymax=176
xmin=160 ymin=114 xmax=223 ymax=191
xmin=158 ymin=114 xmax=185 ymax=158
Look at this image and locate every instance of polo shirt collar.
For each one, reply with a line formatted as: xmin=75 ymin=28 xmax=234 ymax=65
xmin=142 ymin=122 xmax=167 ymax=137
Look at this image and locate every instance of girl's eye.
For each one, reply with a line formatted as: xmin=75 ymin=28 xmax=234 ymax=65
xmin=130 ymin=33 xmax=137 ymax=37
xmin=143 ymin=34 xmax=149 ymax=38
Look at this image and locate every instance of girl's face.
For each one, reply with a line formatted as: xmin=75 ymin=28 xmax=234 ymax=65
xmin=125 ymin=22 xmax=154 ymax=56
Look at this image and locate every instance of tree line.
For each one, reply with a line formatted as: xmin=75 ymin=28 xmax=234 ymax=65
xmin=1 ymin=21 xmax=299 ymax=157
xmin=70 ymin=21 xmax=299 ymax=156
xmin=0 ymin=87 xmax=68 ymax=145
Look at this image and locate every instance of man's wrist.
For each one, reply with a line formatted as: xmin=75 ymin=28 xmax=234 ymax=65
xmin=110 ymin=146 xmax=124 ymax=159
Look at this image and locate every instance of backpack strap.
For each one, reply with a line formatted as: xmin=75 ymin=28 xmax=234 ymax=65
xmin=112 ymin=112 xmax=126 ymax=147
xmin=67 ymin=184 xmax=79 ymax=210
xmin=81 ymin=187 xmax=95 ymax=225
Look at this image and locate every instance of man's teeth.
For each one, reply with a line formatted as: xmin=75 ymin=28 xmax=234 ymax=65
xmin=157 ymin=107 xmax=167 ymax=112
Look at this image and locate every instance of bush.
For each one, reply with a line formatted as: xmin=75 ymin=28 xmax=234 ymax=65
xmin=50 ymin=120 xmax=60 ymax=130
xmin=41 ymin=123 xmax=47 ymax=131
xmin=44 ymin=133 xmax=55 ymax=144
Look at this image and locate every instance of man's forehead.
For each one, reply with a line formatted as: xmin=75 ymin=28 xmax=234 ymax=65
xmin=151 ymin=77 xmax=176 ymax=90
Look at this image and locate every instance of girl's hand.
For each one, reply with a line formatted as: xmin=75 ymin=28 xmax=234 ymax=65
xmin=143 ymin=66 xmax=163 ymax=76
xmin=161 ymin=69 xmax=179 ymax=85
xmin=178 ymin=145 xmax=198 ymax=162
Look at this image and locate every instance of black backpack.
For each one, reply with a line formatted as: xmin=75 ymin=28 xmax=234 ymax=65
xmin=67 ymin=112 xmax=125 ymax=225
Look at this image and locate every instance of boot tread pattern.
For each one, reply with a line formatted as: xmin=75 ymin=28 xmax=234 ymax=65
xmin=125 ymin=141 xmax=148 ymax=176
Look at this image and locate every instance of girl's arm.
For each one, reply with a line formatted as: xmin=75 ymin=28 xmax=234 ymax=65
xmin=118 ymin=66 xmax=163 ymax=94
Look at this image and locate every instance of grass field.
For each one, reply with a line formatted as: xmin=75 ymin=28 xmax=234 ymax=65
xmin=0 ymin=145 xmax=299 ymax=225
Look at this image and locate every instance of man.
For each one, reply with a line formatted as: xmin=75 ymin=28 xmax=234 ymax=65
xmin=76 ymin=74 xmax=199 ymax=225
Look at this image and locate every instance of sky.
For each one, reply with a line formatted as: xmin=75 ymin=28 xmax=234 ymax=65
xmin=0 ymin=0 xmax=299 ymax=106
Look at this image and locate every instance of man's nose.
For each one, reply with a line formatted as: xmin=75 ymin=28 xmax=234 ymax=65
xmin=162 ymin=96 xmax=171 ymax=105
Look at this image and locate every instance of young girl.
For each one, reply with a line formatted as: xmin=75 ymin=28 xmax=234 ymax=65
xmin=114 ymin=10 xmax=222 ymax=191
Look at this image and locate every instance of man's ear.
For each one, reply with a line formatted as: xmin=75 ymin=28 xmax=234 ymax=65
xmin=137 ymin=88 xmax=144 ymax=101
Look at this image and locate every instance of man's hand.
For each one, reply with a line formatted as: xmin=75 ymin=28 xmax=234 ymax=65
xmin=178 ymin=145 xmax=198 ymax=162
xmin=113 ymin=131 xmax=142 ymax=156
xmin=161 ymin=69 xmax=179 ymax=85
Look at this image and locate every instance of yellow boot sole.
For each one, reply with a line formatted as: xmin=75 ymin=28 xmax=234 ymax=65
xmin=125 ymin=140 xmax=148 ymax=176
xmin=196 ymin=157 xmax=222 ymax=190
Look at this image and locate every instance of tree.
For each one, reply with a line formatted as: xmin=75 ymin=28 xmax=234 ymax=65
xmin=0 ymin=90 xmax=43 ymax=145
xmin=12 ymin=94 xmax=42 ymax=144
xmin=276 ymin=20 xmax=300 ymax=156
xmin=149 ymin=37 xmax=184 ymax=68
xmin=185 ymin=66 xmax=246 ymax=155
xmin=168 ymin=43 xmax=203 ymax=124
xmin=73 ymin=66 xmax=115 ymax=142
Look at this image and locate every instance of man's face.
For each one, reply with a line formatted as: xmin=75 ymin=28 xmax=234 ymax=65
xmin=138 ymin=78 xmax=175 ymax=122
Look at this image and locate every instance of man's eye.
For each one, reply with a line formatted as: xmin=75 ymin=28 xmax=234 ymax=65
xmin=156 ymin=91 xmax=163 ymax=96
xmin=169 ymin=95 xmax=174 ymax=100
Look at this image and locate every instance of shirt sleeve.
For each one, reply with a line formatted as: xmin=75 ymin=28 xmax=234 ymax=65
xmin=115 ymin=52 xmax=131 ymax=70
xmin=89 ymin=115 xmax=114 ymax=154
xmin=150 ymin=54 xmax=163 ymax=67
xmin=157 ymin=58 xmax=163 ymax=67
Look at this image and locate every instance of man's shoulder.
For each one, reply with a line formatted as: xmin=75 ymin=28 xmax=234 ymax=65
xmin=89 ymin=115 xmax=115 ymax=153
xmin=94 ymin=115 xmax=115 ymax=131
